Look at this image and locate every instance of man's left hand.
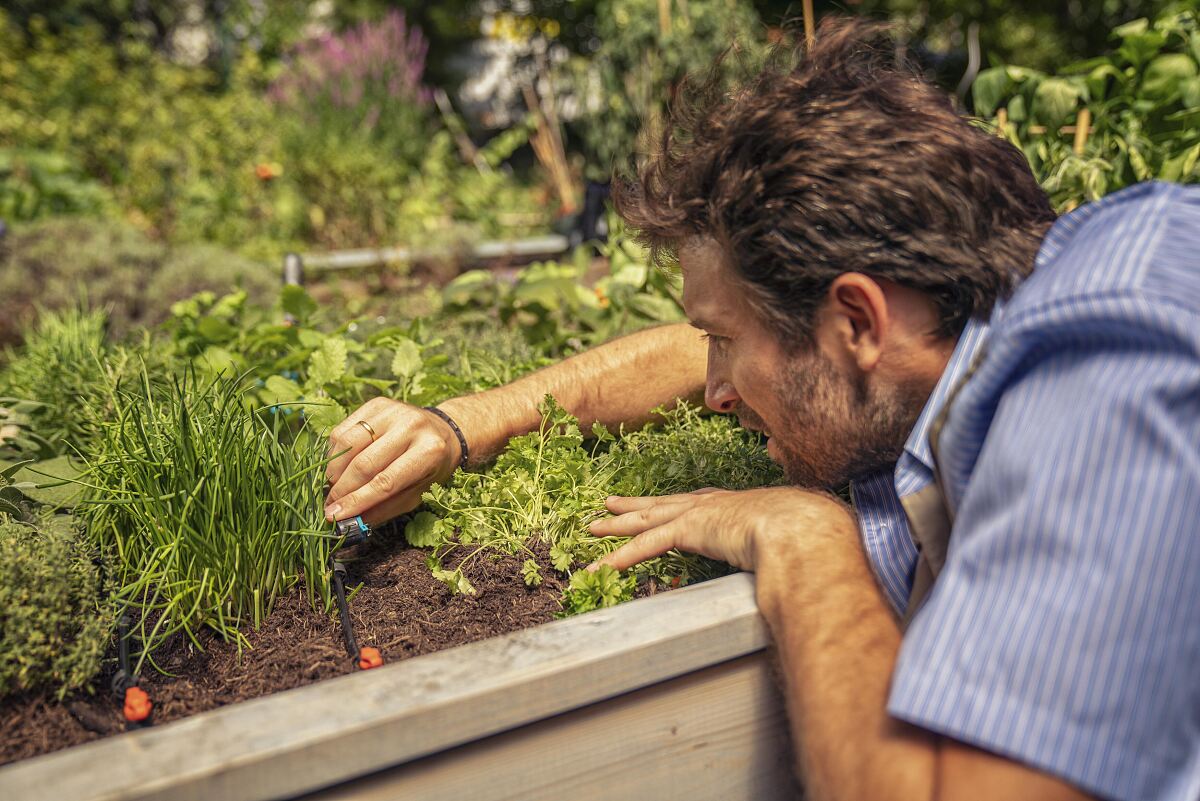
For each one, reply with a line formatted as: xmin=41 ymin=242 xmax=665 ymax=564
xmin=587 ymin=486 xmax=851 ymax=572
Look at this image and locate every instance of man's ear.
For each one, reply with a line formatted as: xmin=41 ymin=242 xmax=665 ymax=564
xmin=824 ymin=273 xmax=888 ymax=372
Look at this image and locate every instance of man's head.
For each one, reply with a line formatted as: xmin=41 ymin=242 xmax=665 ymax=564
xmin=614 ymin=17 xmax=1057 ymax=488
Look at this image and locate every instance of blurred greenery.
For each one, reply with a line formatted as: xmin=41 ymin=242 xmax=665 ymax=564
xmin=561 ymin=0 xmax=766 ymax=181
xmin=0 ymin=0 xmax=1194 ymax=260
xmin=0 ymin=217 xmax=278 ymax=347
xmin=975 ymin=5 xmax=1199 ymax=210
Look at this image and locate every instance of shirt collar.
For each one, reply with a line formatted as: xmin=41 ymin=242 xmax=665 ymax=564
xmin=898 ymin=313 xmax=993 ymax=477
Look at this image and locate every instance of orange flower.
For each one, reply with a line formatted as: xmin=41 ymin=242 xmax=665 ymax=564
xmin=255 ymin=162 xmax=283 ymax=181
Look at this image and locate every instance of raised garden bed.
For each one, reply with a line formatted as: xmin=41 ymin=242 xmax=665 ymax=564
xmin=0 ymin=572 xmax=796 ymax=801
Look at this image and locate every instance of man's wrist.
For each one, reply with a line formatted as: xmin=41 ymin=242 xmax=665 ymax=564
xmin=752 ymin=491 xmax=858 ymax=622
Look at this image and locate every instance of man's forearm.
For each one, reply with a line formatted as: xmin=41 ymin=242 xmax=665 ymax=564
xmin=437 ymin=322 xmax=707 ymax=464
xmin=755 ymin=511 xmax=937 ymax=801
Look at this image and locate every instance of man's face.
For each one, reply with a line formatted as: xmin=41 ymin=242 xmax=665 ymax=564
xmin=680 ymin=240 xmax=923 ymax=488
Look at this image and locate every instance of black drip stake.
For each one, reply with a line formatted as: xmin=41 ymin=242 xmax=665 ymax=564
xmin=330 ymin=516 xmax=384 ymax=670
xmin=111 ymin=614 xmax=152 ymax=729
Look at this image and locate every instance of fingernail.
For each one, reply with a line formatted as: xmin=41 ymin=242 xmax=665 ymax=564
xmin=325 ymin=503 xmax=342 ymax=519
xmin=585 ymin=561 xmax=599 ymax=572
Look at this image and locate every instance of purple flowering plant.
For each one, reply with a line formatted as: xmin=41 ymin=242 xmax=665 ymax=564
xmin=270 ymin=11 xmax=433 ymax=168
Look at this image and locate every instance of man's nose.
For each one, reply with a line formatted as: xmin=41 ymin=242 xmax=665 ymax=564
xmin=705 ymin=379 xmax=740 ymax=414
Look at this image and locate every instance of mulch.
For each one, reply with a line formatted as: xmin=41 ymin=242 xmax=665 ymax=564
xmin=0 ymin=529 xmax=571 ymax=766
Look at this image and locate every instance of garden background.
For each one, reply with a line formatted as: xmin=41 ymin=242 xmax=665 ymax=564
xmin=0 ymin=0 xmax=1198 ymax=759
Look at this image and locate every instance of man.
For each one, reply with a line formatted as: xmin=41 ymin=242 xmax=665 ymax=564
xmin=322 ymin=18 xmax=1200 ymax=801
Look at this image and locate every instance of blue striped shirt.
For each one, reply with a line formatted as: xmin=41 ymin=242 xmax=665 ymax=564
xmin=852 ymin=182 xmax=1200 ymax=800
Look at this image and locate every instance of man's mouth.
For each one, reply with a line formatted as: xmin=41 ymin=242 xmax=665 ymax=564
xmin=738 ymin=417 xmax=772 ymax=438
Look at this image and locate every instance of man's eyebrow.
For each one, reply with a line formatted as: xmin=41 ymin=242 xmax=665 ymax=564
xmin=688 ymin=318 xmax=717 ymax=332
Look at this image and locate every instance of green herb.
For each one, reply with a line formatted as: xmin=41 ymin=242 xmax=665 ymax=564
xmin=78 ymin=369 xmax=332 ymax=667
xmin=406 ymin=396 xmax=781 ymax=614
xmin=0 ymin=512 xmax=115 ymax=700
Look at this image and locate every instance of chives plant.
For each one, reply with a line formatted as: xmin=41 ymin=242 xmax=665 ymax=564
xmin=80 ymin=370 xmax=333 ymax=667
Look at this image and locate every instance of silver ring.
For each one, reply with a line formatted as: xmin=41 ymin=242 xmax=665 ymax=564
xmin=355 ymin=420 xmax=377 ymax=442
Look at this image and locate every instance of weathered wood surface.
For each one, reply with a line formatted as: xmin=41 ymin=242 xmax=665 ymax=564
xmin=0 ymin=573 xmax=775 ymax=801
xmin=303 ymin=653 xmax=797 ymax=801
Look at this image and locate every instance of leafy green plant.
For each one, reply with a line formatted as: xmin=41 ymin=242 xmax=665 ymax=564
xmin=0 ymin=148 xmax=112 ymax=221
xmin=441 ymin=215 xmax=684 ymax=355
xmin=974 ymin=7 xmax=1200 ymax=209
xmin=0 ymin=512 xmax=114 ymax=700
xmin=78 ymin=370 xmax=333 ymax=666
xmin=406 ymin=395 xmax=781 ymax=613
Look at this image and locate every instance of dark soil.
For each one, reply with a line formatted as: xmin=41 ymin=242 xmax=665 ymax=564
xmin=0 ymin=528 xmax=572 ymax=767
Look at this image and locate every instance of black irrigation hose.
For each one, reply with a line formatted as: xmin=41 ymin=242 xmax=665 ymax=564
xmin=330 ymin=558 xmax=359 ymax=659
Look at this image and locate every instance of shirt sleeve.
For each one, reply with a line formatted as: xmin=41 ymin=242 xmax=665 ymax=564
xmin=887 ymin=299 xmax=1200 ymax=801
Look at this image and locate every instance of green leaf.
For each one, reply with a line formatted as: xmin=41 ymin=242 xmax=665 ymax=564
xmin=198 ymin=345 xmax=238 ymax=374
xmin=1085 ymin=63 xmax=1124 ymax=103
xmin=522 ymin=559 xmax=543 ymax=587
xmin=3 ymin=456 xmax=83 ymax=508
xmin=307 ymin=338 xmax=348 ymax=387
xmin=404 ymin=511 xmax=447 ymax=548
xmin=549 ymin=543 xmax=575 ymax=571
xmin=1141 ymin=53 xmax=1198 ymax=100
xmin=390 ymin=337 xmax=423 ymax=379
xmin=1032 ymin=78 xmax=1082 ymax=127
xmin=281 ymin=285 xmax=318 ymax=323
xmin=1007 ymin=94 xmax=1028 ymax=122
xmin=261 ymin=375 xmax=303 ymax=406
xmin=1119 ymin=31 xmax=1168 ymax=69
xmin=432 ymin=567 xmax=476 ymax=596
xmin=972 ymin=67 xmax=1012 ymax=117
xmin=195 ymin=316 xmax=237 ymax=343
xmin=1113 ymin=18 xmax=1149 ymax=39
xmin=305 ymin=400 xmax=346 ymax=434
xmin=1160 ymin=143 xmax=1200 ymax=182
xmin=1181 ymin=77 xmax=1200 ymax=110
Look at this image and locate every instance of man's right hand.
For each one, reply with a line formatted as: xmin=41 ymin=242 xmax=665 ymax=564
xmin=323 ymin=398 xmax=463 ymax=525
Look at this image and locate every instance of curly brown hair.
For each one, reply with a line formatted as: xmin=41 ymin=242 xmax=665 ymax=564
xmin=612 ymin=16 xmax=1056 ymax=344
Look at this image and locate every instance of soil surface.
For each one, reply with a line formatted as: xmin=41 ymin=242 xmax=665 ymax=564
xmin=0 ymin=524 xmax=576 ymax=766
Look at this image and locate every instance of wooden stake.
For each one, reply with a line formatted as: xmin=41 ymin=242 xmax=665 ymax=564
xmin=1072 ymin=107 xmax=1091 ymax=155
xmin=522 ymin=84 xmax=578 ymax=215
xmin=658 ymin=0 xmax=672 ymax=37
xmin=803 ymin=0 xmax=815 ymax=48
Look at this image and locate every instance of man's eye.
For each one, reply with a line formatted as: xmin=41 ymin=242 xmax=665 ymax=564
xmin=701 ymin=333 xmax=728 ymax=347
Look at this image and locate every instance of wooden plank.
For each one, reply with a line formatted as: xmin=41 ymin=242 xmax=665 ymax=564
xmin=0 ymin=574 xmax=770 ymax=801
xmin=301 ymin=653 xmax=798 ymax=801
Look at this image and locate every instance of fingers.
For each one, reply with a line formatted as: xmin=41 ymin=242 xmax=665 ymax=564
xmin=589 ymin=497 xmax=691 ymax=538
xmin=327 ymin=428 xmax=413 ymax=505
xmin=326 ymin=397 xmax=394 ymax=487
xmin=359 ymin=485 xmax=429 ymax=527
xmin=592 ymin=524 xmax=681 ymax=571
xmin=325 ymin=445 xmax=441 ymax=521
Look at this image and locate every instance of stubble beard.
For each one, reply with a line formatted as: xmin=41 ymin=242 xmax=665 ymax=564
xmin=750 ymin=351 xmax=926 ymax=490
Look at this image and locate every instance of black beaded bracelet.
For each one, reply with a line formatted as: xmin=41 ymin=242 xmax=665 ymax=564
xmin=424 ymin=406 xmax=469 ymax=471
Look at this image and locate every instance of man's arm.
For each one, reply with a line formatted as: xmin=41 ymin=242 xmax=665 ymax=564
xmin=437 ymin=321 xmax=707 ymax=464
xmin=756 ymin=522 xmax=1092 ymax=801
xmin=324 ymin=322 xmax=707 ymax=523
xmin=591 ymin=490 xmax=1097 ymax=801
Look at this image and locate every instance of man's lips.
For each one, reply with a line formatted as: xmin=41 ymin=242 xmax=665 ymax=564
xmin=738 ymin=418 xmax=772 ymax=438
